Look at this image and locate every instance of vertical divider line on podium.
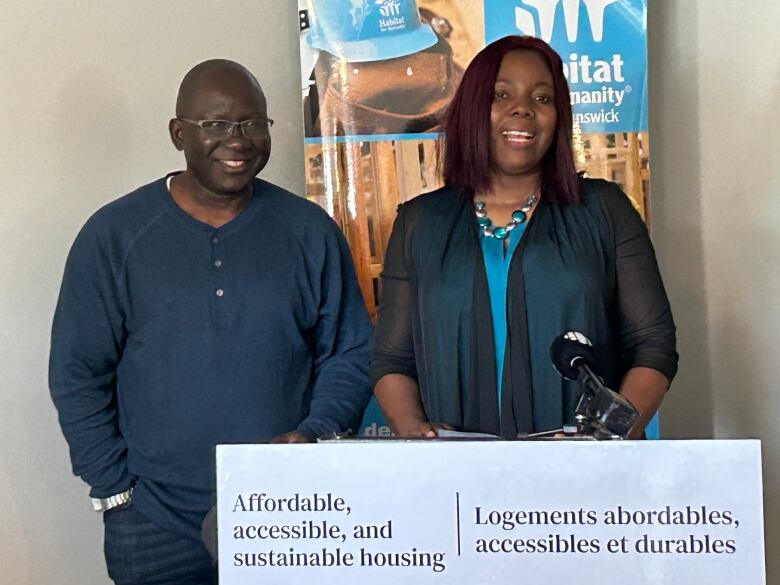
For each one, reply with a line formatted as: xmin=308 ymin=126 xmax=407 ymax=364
xmin=455 ymin=491 xmax=462 ymax=556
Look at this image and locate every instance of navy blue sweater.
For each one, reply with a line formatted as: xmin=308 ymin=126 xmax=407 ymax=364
xmin=49 ymin=177 xmax=372 ymax=538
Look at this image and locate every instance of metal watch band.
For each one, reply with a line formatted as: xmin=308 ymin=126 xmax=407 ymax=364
xmin=91 ymin=487 xmax=133 ymax=512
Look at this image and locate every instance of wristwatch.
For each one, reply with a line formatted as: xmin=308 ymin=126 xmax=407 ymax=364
xmin=91 ymin=487 xmax=133 ymax=512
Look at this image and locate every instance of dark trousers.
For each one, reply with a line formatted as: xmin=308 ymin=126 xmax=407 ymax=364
xmin=103 ymin=504 xmax=216 ymax=585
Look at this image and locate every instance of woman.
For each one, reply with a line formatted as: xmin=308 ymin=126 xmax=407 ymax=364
xmin=370 ymin=36 xmax=677 ymax=439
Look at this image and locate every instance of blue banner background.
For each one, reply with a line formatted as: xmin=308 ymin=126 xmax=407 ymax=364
xmin=485 ymin=0 xmax=647 ymax=133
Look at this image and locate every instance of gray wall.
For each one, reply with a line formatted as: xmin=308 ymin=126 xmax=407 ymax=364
xmin=0 ymin=1 xmax=777 ymax=583
xmin=649 ymin=3 xmax=780 ymax=581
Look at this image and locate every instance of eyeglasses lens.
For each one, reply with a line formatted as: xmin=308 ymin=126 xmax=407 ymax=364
xmin=197 ymin=119 xmax=272 ymax=139
xmin=239 ymin=120 xmax=272 ymax=138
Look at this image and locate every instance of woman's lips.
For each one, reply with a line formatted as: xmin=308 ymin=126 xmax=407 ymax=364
xmin=502 ymin=129 xmax=536 ymax=144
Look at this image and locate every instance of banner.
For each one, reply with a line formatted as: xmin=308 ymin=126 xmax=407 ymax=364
xmin=217 ymin=441 xmax=766 ymax=584
xmin=298 ymin=0 xmax=653 ymax=437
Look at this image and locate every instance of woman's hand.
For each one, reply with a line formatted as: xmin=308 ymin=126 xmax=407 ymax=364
xmin=394 ymin=421 xmax=454 ymax=438
xmin=374 ymin=373 xmax=454 ymax=437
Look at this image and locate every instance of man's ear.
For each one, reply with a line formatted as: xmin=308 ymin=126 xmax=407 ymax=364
xmin=169 ymin=118 xmax=185 ymax=151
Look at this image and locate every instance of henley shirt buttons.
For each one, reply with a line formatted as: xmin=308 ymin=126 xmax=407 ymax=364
xmin=212 ymin=237 xmax=219 ymax=244
xmin=216 ymin=289 xmax=224 ymax=297
xmin=214 ymin=260 xmax=223 ymax=268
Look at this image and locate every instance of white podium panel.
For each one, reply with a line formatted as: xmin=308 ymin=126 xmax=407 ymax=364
xmin=216 ymin=440 xmax=765 ymax=584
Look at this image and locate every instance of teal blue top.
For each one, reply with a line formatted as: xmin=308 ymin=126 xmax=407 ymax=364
xmin=480 ymin=224 xmax=528 ymax=411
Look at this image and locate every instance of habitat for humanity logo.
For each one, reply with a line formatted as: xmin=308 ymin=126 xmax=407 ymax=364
xmin=377 ymin=0 xmax=401 ymax=17
xmin=515 ymin=0 xmax=618 ymax=43
xmin=375 ymin=0 xmax=405 ymax=32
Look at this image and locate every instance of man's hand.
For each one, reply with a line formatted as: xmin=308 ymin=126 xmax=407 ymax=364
xmin=270 ymin=431 xmax=314 ymax=444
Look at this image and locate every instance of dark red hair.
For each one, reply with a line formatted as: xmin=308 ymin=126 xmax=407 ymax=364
xmin=443 ymin=36 xmax=580 ymax=204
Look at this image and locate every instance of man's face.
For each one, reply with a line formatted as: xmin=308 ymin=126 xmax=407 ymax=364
xmin=171 ymin=71 xmax=271 ymax=197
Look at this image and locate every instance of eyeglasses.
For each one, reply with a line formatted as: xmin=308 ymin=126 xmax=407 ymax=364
xmin=177 ymin=117 xmax=274 ymax=139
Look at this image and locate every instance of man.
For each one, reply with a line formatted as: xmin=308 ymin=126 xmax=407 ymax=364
xmin=49 ymin=60 xmax=372 ymax=585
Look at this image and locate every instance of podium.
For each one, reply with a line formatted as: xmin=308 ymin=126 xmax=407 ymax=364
xmin=216 ymin=440 xmax=765 ymax=584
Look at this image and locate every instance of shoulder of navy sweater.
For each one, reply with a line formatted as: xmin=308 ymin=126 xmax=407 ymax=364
xmin=253 ymin=178 xmax=341 ymax=237
xmin=68 ymin=178 xmax=169 ymax=269
xmin=77 ymin=178 xmax=168 ymax=240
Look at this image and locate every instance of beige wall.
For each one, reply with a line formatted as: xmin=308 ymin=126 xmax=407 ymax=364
xmin=0 ymin=1 xmax=777 ymax=583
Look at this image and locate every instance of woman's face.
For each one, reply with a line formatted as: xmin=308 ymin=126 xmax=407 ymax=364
xmin=489 ymin=49 xmax=557 ymax=183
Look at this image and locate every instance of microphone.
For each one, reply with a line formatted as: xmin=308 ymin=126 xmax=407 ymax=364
xmin=550 ymin=332 xmax=638 ymax=439
xmin=550 ymin=331 xmax=598 ymax=381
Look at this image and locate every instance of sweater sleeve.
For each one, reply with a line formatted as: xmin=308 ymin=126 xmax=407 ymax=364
xmin=49 ymin=219 xmax=134 ymax=497
xmin=604 ymin=184 xmax=679 ymax=382
xmin=369 ymin=204 xmax=418 ymax=388
xmin=295 ymin=223 xmax=373 ymax=439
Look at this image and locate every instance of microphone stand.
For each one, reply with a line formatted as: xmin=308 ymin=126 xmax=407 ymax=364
xmin=572 ymin=359 xmax=638 ymax=439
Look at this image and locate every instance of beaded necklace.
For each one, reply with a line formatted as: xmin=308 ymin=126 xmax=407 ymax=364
xmin=474 ymin=193 xmax=538 ymax=239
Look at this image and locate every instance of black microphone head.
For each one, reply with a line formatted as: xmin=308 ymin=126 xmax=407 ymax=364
xmin=550 ymin=332 xmax=596 ymax=380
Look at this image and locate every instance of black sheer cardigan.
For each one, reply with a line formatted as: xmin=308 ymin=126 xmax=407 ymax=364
xmin=369 ymin=178 xmax=678 ymax=437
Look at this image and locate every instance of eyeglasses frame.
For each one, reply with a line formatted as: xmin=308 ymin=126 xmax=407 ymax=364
xmin=176 ymin=117 xmax=275 ymax=139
